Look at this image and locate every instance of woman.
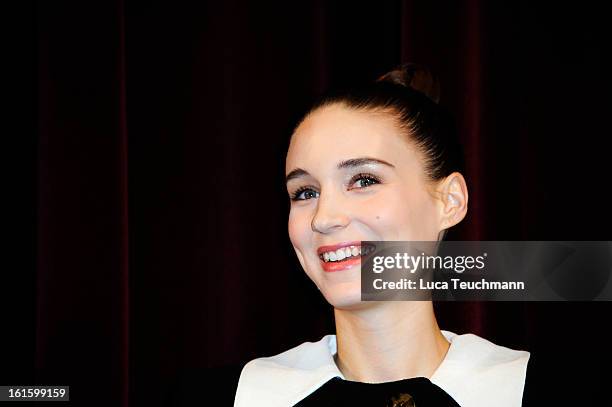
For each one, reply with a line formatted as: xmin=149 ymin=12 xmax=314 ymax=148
xmin=232 ymin=64 xmax=530 ymax=407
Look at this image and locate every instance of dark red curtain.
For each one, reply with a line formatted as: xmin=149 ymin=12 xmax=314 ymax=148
xmin=15 ymin=1 xmax=611 ymax=406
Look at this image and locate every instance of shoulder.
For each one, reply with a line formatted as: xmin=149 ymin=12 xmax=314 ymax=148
xmin=432 ymin=330 xmax=530 ymax=407
xmin=165 ymin=364 xmax=244 ymax=407
xmin=234 ymin=335 xmax=342 ymax=407
xmin=241 ymin=334 xmax=336 ymax=371
xmin=437 ymin=330 xmax=531 ymax=375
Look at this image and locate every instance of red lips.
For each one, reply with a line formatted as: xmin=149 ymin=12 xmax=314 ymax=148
xmin=316 ymin=241 xmax=361 ymax=255
xmin=317 ymin=241 xmax=363 ymax=273
xmin=320 ymin=255 xmax=361 ymax=272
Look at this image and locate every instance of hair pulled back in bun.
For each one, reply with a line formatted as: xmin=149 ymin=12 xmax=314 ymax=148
xmin=296 ymin=63 xmax=464 ymax=182
xmin=377 ymin=63 xmax=441 ymax=104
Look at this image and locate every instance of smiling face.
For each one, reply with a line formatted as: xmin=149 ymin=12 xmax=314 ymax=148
xmin=285 ymin=103 xmax=450 ymax=309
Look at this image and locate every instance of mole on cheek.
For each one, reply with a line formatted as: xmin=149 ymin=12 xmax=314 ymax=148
xmin=376 ymin=216 xmax=380 ymax=220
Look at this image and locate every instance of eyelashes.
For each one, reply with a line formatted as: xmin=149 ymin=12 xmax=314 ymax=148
xmin=289 ymin=173 xmax=382 ymax=202
xmin=290 ymin=186 xmax=318 ymax=201
xmin=351 ymin=172 xmax=382 ymax=189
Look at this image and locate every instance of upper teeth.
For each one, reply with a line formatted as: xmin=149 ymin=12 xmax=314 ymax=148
xmin=320 ymin=245 xmax=374 ymax=262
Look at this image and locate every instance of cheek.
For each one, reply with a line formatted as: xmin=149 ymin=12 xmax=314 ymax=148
xmin=402 ymin=193 xmax=439 ymax=240
xmin=288 ymin=208 xmax=320 ymax=282
xmin=362 ymin=188 xmax=438 ymax=240
xmin=288 ymin=208 xmax=311 ymax=249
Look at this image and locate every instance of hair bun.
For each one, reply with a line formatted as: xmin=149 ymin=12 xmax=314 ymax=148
xmin=377 ymin=63 xmax=441 ymax=104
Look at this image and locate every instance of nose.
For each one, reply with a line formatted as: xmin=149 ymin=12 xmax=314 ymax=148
xmin=310 ymin=190 xmax=351 ymax=234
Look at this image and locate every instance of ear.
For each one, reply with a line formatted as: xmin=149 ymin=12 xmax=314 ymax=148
xmin=436 ymin=172 xmax=468 ymax=231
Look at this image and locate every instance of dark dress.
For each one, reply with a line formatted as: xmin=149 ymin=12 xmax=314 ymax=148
xmin=166 ymin=365 xmax=506 ymax=406
xmin=165 ymin=351 xmax=607 ymax=406
xmin=165 ymin=366 xmax=459 ymax=406
xmin=294 ymin=376 xmax=461 ymax=406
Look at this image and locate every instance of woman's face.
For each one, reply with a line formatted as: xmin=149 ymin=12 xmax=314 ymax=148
xmin=285 ymin=104 xmax=446 ymax=309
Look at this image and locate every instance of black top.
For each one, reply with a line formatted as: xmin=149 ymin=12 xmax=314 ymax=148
xmin=164 ymin=366 xmax=458 ymax=407
xmin=294 ymin=376 xmax=461 ymax=407
xmin=164 ymin=352 xmax=607 ymax=406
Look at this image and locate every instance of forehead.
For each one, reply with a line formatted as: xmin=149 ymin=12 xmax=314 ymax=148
xmin=286 ymin=104 xmax=419 ymax=173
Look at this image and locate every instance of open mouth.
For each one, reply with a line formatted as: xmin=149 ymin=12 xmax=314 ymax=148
xmin=317 ymin=242 xmax=376 ymax=272
xmin=318 ymin=244 xmax=375 ymax=263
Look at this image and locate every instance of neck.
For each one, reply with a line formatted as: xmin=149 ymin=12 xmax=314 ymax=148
xmin=333 ymin=301 xmax=450 ymax=383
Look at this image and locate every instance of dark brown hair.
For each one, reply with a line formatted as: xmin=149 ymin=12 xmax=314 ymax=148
xmin=295 ymin=63 xmax=465 ymax=182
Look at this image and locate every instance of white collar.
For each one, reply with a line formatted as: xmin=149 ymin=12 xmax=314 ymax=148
xmin=234 ymin=330 xmax=530 ymax=407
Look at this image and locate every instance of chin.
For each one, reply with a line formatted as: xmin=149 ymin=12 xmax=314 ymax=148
xmin=320 ymin=282 xmax=365 ymax=309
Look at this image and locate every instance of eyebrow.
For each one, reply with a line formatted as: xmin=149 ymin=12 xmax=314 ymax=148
xmin=285 ymin=157 xmax=395 ymax=183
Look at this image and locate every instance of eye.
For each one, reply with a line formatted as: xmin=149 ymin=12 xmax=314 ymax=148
xmin=349 ymin=173 xmax=381 ymax=189
xmin=290 ymin=186 xmax=319 ymax=201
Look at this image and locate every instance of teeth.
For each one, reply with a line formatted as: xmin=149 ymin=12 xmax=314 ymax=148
xmin=336 ymin=249 xmax=346 ymax=261
xmin=319 ymin=245 xmax=375 ymax=263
